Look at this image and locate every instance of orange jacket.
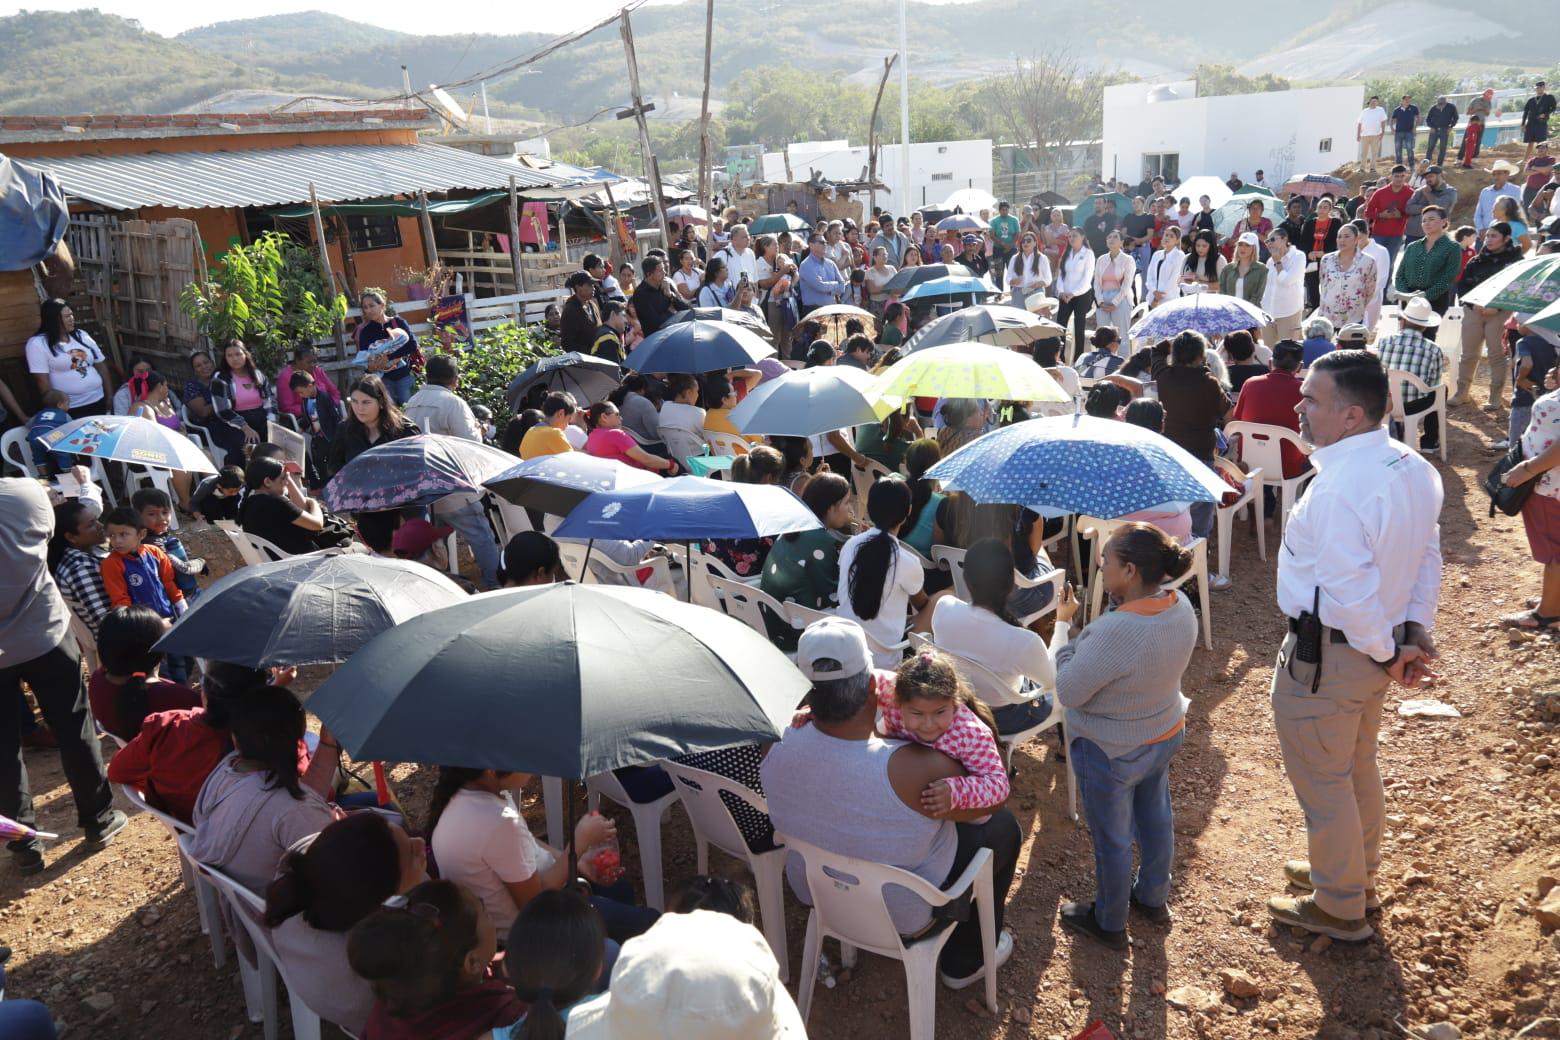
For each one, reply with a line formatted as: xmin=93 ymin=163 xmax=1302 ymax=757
xmin=100 ymin=544 xmax=183 ymax=614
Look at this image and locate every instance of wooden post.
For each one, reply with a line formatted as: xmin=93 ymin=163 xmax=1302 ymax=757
xmin=417 ymin=191 xmax=438 ymax=267
xmin=867 ymin=54 xmax=898 ymax=221
xmin=508 ymin=176 xmax=526 ymax=295
xmin=696 ymin=0 xmax=715 ymax=220
xmin=620 ymin=11 xmax=671 ymax=247
xmin=603 ymin=180 xmax=628 ymax=271
xmin=308 ymin=183 xmax=346 ymax=356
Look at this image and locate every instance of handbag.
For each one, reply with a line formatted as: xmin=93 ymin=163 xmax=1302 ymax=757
xmin=1483 ymin=440 xmax=1539 ymax=517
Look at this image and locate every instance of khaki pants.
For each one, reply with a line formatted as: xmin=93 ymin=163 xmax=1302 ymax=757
xmin=1270 ymin=630 xmax=1392 ymax=921
xmin=1359 ymin=135 xmax=1383 ymax=171
xmin=1261 ymin=312 xmax=1302 ymax=347
xmin=1458 ymin=307 xmax=1508 ymax=404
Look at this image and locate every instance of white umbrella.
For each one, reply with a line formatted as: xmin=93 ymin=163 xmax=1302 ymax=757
xmin=665 ymin=204 xmax=710 ymax=224
xmin=941 ymin=187 xmax=999 ymax=214
xmin=41 ymin=414 xmax=217 ymax=474
xmin=1170 ymin=176 xmax=1233 ymax=211
xmin=727 ymin=366 xmax=892 ymax=437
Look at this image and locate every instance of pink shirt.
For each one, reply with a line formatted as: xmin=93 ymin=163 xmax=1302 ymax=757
xmin=586 ymin=426 xmax=642 ymax=467
xmin=229 ymin=374 xmax=264 ymax=412
xmin=276 ymin=365 xmax=341 ymax=417
xmin=873 ymin=672 xmax=1009 ymax=811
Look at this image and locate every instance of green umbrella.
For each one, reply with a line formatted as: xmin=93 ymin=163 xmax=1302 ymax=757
xmin=747 ymin=213 xmax=812 ymax=236
xmin=306 ymin=583 xmax=810 ymax=778
xmin=1530 ymin=294 xmax=1560 ymax=333
xmin=1460 ymin=254 xmax=1560 ymax=313
xmin=1073 ymin=192 xmax=1131 ymax=225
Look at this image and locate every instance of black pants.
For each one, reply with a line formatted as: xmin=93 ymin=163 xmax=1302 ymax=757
xmin=193 ymin=415 xmax=249 ymax=469
xmin=1056 ymin=291 xmax=1094 ymax=363
xmin=67 ymin=398 xmax=109 ymax=420
xmin=0 ymin=639 xmax=113 ymax=853
xmin=936 ymin=808 xmax=1021 ymax=977
xmin=1402 ymin=395 xmax=1440 ymax=448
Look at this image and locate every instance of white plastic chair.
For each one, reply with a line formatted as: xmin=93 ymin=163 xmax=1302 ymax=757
xmin=181 ymin=836 xmax=279 ymax=1037
xmin=659 ymin=761 xmax=790 ymax=980
xmin=585 ymin=768 xmax=678 ymax=910
xmin=929 ymin=544 xmax=1063 ymax=626
xmin=784 ymin=601 xmax=909 ymax=662
xmin=1225 ymin=421 xmax=1314 ymax=535
xmin=244 ymin=531 xmax=292 ymax=563
xmin=555 ymin=540 xmax=589 ymax=581
xmin=930 ymin=545 xmax=971 ymax=600
xmin=708 ymin=576 xmax=793 ymax=649
xmin=1078 ymin=516 xmax=1213 ymax=650
xmin=215 ymin=520 xmax=266 ymax=567
xmin=850 ymin=458 xmax=895 ymax=514
xmin=1213 ymin=456 xmax=1265 ymax=579
xmin=60 ymin=595 xmax=101 ymax=673
xmin=703 ymin=430 xmax=753 ymax=458
xmin=1 ymin=426 xmax=39 ymax=478
xmin=126 ymin=465 xmax=180 ymax=529
xmin=1387 ymin=368 xmax=1448 ymax=463
xmin=118 ymin=785 xmax=225 ymax=956
xmin=179 ymin=406 xmax=221 ymax=469
xmin=491 ymin=497 xmax=534 ymax=543
xmin=687 ymin=546 xmax=760 ymax=612
xmin=779 ymin=832 xmax=998 ymax=1040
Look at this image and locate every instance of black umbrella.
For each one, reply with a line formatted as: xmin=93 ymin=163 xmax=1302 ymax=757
xmin=881 ymin=262 xmax=976 ymax=297
xmin=664 ymin=306 xmax=772 ymax=341
xmin=154 ymin=553 xmax=468 ymax=669
xmin=305 ymin=584 xmax=809 ymax=778
xmin=483 ymin=453 xmax=662 ymax=516
xmin=504 ymin=352 xmax=622 ymax=412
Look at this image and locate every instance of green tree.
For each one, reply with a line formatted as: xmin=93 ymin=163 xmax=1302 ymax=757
xmin=1192 ymin=64 xmax=1290 ymax=97
xmin=1364 ymin=71 xmax=1458 ymax=109
xmin=457 ymin=322 xmax=558 ymax=419
xmin=178 ymin=231 xmax=346 ymax=375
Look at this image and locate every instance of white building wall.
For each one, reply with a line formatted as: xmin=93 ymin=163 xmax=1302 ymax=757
xmin=760 ymin=139 xmax=993 ymax=214
xmin=1103 ymin=82 xmax=1363 ymax=187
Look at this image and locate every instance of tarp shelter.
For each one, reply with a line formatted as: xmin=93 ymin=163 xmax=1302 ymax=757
xmin=0 ymin=154 xmax=67 ymax=271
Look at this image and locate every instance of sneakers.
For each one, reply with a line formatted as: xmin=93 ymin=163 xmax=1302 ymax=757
xmin=83 ymin=810 xmax=128 ymax=852
xmin=9 ymin=844 xmax=44 ymax=875
xmin=1282 ymin=859 xmax=1381 ymax=911
xmin=1266 ymin=894 xmax=1373 ymax=941
xmin=939 ymin=928 xmax=1014 ymax=989
xmin=1208 ymin=572 xmax=1232 ymax=591
xmin=1058 ymin=901 xmax=1128 ymax=951
xmin=1130 ymin=893 xmax=1173 ymax=925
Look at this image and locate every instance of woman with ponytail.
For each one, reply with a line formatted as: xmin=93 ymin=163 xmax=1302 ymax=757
xmin=837 ymin=477 xmax=922 ymax=665
xmin=264 ymin=813 xmax=428 ymax=1035
xmin=348 ymin=879 xmax=522 ymax=1040
xmin=106 ymin=661 xmax=258 ymax=823
xmin=1052 ymin=522 xmax=1198 ymax=951
xmin=86 ymin=605 xmax=200 ymax=741
xmin=497 ymin=889 xmax=607 ymax=1040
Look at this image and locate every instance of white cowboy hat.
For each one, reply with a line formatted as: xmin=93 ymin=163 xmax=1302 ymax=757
xmin=1397 ymin=295 xmax=1442 ymax=327
xmin=1488 ymin=159 xmax=1522 ymax=175
xmin=1023 ymin=294 xmax=1059 ymax=314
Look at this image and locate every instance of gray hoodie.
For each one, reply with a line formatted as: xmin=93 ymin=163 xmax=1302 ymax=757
xmin=1406 ymin=181 xmax=1459 ymax=238
xmin=190 ymin=754 xmax=334 ymax=892
xmin=0 ymin=478 xmax=70 ymax=665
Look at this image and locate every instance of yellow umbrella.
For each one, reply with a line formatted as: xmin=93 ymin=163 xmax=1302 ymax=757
xmin=870 ymin=343 xmax=1070 ymax=404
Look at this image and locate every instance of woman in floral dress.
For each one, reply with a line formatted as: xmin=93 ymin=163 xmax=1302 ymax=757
xmin=1316 ymin=223 xmax=1379 ymax=328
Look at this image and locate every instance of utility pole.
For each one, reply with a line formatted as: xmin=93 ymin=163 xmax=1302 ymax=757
xmin=481 ymin=81 xmax=493 ymax=134
xmin=897 ymin=0 xmax=911 ymax=214
xmin=696 ymin=0 xmax=715 ymax=222
xmin=619 ymin=11 xmax=671 ymax=248
xmin=867 ymin=54 xmax=898 ymax=221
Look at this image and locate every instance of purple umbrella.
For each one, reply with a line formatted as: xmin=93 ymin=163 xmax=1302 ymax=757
xmin=322 ymin=434 xmax=517 ymax=513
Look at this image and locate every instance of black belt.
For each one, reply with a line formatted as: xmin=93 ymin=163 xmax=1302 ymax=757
xmin=1286 ymin=616 xmax=1350 ymax=643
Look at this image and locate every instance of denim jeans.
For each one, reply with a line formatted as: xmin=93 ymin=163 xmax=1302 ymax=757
xmin=1510 ymin=404 xmax=1533 ymax=447
xmin=991 ymin=695 xmax=1054 ymax=736
xmin=1189 ymin=455 xmax=1217 ymax=539
xmin=1425 ymin=128 xmax=1450 ymax=166
xmin=1372 ymin=234 xmax=1403 ymax=272
xmin=1394 ymin=130 xmax=1416 ymax=165
xmin=381 ymin=369 xmax=415 ymax=406
xmin=1071 ymin=728 xmax=1185 ymax=932
xmin=589 ymin=877 xmax=660 ymax=944
xmin=435 ymin=496 xmax=502 ymax=590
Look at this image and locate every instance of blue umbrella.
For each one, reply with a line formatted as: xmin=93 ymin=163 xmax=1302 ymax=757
xmin=623 ymin=319 xmax=774 ymax=374
xmin=322 ymin=434 xmax=517 ymax=513
xmin=42 ymin=414 xmax=216 ymax=474
xmin=504 ymin=352 xmax=621 ymax=411
xmin=926 ymin=414 xmax=1230 ymax=518
xmin=899 ymin=276 xmax=1000 ymax=303
xmin=554 ymin=475 xmax=821 ymax=542
xmin=483 ymin=452 xmax=662 ymax=515
xmin=1129 ymin=292 xmax=1271 ymax=341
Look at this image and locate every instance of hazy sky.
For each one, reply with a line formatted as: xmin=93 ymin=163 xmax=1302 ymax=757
xmin=1 ymin=0 xmax=982 ymax=36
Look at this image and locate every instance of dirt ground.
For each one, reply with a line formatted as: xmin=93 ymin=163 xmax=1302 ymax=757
xmin=2 ymin=376 xmax=1558 ymax=1040
xmin=1331 ymin=140 xmax=1544 ymax=230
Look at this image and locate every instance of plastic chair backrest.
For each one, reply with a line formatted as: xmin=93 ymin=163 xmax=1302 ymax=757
xmin=491 ymin=497 xmax=533 ymax=541
xmin=775 ymin=831 xmax=955 ymax=955
xmin=1212 ymin=456 xmax=1257 ymax=504
xmin=1225 ymin=421 xmax=1307 ymax=481
xmin=2 ymin=427 xmax=39 ymax=478
xmin=1386 ymin=368 xmax=1436 ymax=421
xmin=120 ymin=784 xmax=194 ymax=837
xmin=687 ymin=546 xmax=756 ymax=611
xmin=704 ymin=431 xmax=751 ymax=458
xmin=215 ymin=521 xmax=265 ymax=567
xmin=708 ymin=575 xmax=786 ymax=636
xmin=930 ymin=545 xmax=970 ymax=600
xmin=660 ymin=760 xmax=771 ymax=862
xmin=555 ymin=542 xmax=589 ymax=581
xmin=244 ymin=531 xmax=291 ymax=562
xmin=580 ymin=550 xmax=672 ymax=591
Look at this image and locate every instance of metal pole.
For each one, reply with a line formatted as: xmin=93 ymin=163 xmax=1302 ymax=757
xmin=481 ymin=81 xmax=493 ymax=134
xmin=897 ymin=0 xmax=911 ymax=216
xmin=508 ymin=175 xmax=526 ymax=294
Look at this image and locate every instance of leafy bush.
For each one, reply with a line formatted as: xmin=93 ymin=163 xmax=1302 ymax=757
xmin=179 ymin=231 xmax=347 ymax=375
xmin=457 ymin=322 xmax=559 ymax=418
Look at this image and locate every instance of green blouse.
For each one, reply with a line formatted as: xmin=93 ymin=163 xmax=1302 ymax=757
xmin=759 ymin=528 xmax=840 ymax=650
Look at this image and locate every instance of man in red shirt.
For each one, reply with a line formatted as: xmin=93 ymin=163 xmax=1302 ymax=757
xmin=1364 ymin=164 xmax=1413 ymax=273
xmin=1231 ymin=340 xmax=1309 ymax=489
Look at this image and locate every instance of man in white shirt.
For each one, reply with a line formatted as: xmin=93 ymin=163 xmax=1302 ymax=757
xmin=1357 ymin=96 xmax=1390 ymax=175
xmin=401 ymin=354 xmax=502 ymax=589
xmin=1260 ymin=228 xmax=1306 ymax=346
xmin=1267 ymin=349 xmax=1442 ymax=942
xmin=718 ymin=224 xmax=758 ymax=285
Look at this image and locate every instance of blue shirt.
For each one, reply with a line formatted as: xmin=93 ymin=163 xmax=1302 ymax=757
xmin=797 ymin=254 xmax=847 ymax=307
xmin=1474 ymin=182 xmax=1523 ymax=232
xmin=1391 ymin=104 xmax=1420 ymax=132
xmin=1301 ymin=335 xmax=1334 ymax=367
xmin=26 ymin=407 xmax=74 ymax=472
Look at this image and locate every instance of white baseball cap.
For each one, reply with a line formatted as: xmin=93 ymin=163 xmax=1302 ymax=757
xmin=795 ymin=616 xmax=871 ymax=681
xmin=1237 ymin=231 xmax=1260 ymax=248
xmin=565 ymin=911 xmax=806 ymax=1040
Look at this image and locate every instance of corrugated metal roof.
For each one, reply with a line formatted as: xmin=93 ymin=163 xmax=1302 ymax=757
xmin=25 ymin=142 xmax=575 ymax=211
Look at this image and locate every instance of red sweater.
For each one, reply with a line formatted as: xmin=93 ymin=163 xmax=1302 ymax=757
xmin=1364 ymin=185 xmax=1412 ymax=238
xmin=1231 ymin=370 xmax=1307 ymax=478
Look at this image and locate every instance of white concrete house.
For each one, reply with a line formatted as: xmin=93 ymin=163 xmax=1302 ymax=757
xmin=1102 ymin=81 xmax=1363 ymax=188
xmin=760 ymin=139 xmax=993 ymax=214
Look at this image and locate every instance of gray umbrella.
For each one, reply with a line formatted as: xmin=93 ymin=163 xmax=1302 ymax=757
xmin=664 ymin=306 xmax=772 ymax=340
xmin=305 ymin=584 xmax=810 ymax=778
xmin=153 ymin=553 xmax=468 ymax=668
xmin=504 ymin=352 xmax=622 ymax=412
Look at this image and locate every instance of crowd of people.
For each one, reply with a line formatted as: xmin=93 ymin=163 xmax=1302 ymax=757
xmin=5 ymin=95 xmax=1560 ymax=1033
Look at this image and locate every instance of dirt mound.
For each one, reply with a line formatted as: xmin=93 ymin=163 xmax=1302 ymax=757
xmin=1331 ymin=141 xmax=1536 ymax=228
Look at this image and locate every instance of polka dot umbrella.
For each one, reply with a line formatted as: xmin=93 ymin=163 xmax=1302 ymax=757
xmin=925 ymin=413 xmax=1231 ymax=518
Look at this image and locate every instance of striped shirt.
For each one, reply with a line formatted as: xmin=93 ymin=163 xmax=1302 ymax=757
xmin=873 ymin=673 xmax=1009 ymax=811
xmin=55 ymin=544 xmax=113 ymax=637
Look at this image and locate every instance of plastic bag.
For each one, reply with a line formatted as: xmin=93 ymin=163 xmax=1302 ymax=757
xmin=578 ymin=826 xmax=624 ymax=886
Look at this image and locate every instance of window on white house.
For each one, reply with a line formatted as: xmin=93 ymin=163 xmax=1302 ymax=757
xmin=1319 ymin=138 xmax=1332 ymax=153
xmin=930 ymin=172 xmax=953 ymax=181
